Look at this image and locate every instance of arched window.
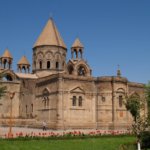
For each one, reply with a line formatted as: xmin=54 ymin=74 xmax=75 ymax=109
xmin=3 ymin=59 xmax=7 ymax=69
xmin=68 ymin=65 xmax=74 ymax=75
xmin=119 ymin=95 xmax=123 ymax=107
xmin=22 ymin=66 xmax=26 ymax=73
xmin=74 ymin=49 xmax=77 ymax=58
xmin=26 ymin=105 xmax=28 ymax=114
xmin=31 ymin=104 xmax=33 ymax=113
xmin=79 ymin=49 xmax=82 ymax=58
xmin=72 ymin=96 xmax=76 ymax=106
xmin=79 ymin=96 xmax=82 ymax=106
xmin=78 ymin=66 xmax=86 ymax=76
xmin=43 ymin=96 xmax=49 ymax=108
xmin=39 ymin=61 xmax=42 ymax=69
xmin=2 ymin=74 xmax=13 ymax=81
xmin=47 ymin=61 xmax=50 ymax=69
xmin=56 ymin=62 xmax=59 ymax=69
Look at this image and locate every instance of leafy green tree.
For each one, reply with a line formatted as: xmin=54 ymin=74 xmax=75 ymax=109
xmin=125 ymin=94 xmax=147 ymax=150
xmin=125 ymin=94 xmax=141 ymax=122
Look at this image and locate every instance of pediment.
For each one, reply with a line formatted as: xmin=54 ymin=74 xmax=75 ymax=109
xmin=67 ymin=60 xmax=74 ymax=66
xmin=129 ymin=91 xmax=140 ymax=97
xmin=70 ymin=87 xmax=85 ymax=93
xmin=43 ymin=87 xmax=50 ymax=94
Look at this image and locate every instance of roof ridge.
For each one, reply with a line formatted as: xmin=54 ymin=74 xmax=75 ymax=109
xmin=51 ymin=18 xmax=60 ymax=47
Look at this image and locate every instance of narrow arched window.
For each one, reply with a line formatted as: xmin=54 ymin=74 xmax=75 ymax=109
xmin=22 ymin=66 xmax=26 ymax=73
xmin=68 ymin=65 xmax=74 ymax=75
xmin=56 ymin=62 xmax=59 ymax=69
xmin=3 ymin=59 xmax=7 ymax=69
xmin=47 ymin=61 xmax=50 ymax=69
xmin=79 ymin=49 xmax=82 ymax=58
xmin=72 ymin=96 xmax=76 ymax=106
xmin=119 ymin=95 xmax=123 ymax=107
xmin=78 ymin=66 xmax=86 ymax=76
xmin=79 ymin=96 xmax=82 ymax=106
xmin=39 ymin=61 xmax=42 ymax=69
xmin=26 ymin=105 xmax=28 ymax=114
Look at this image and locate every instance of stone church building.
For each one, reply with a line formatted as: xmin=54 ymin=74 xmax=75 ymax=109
xmin=0 ymin=19 xmax=145 ymax=129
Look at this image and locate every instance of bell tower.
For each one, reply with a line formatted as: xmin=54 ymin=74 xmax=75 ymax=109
xmin=67 ymin=38 xmax=92 ymax=77
xmin=0 ymin=49 xmax=13 ymax=70
xmin=17 ymin=56 xmax=30 ymax=73
xmin=71 ymin=38 xmax=84 ymax=60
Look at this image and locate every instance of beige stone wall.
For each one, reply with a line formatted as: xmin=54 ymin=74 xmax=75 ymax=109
xmin=95 ymin=76 xmax=145 ymax=129
xmin=60 ymin=75 xmax=96 ymax=129
xmin=0 ymin=81 xmax=21 ymax=118
xmin=19 ymin=79 xmax=36 ymax=118
xmin=35 ymin=76 xmax=59 ymax=128
xmin=0 ymin=72 xmax=146 ymax=130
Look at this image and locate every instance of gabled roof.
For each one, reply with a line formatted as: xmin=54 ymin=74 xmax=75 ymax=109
xmin=70 ymin=87 xmax=85 ymax=93
xmin=33 ymin=18 xmax=66 ymax=49
xmin=2 ymin=49 xmax=13 ymax=58
xmin=72 ymin=38 xmax=84 ymax=48
xmin=17 ymin=56 xmax=30 ymax=65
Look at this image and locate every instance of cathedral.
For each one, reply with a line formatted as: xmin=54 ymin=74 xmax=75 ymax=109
xmin=0 ymin=18 xmax=145 ymax=130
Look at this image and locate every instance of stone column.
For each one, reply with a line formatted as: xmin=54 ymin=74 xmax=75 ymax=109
xmin=56 ymin=77 xmax=64 ymax=129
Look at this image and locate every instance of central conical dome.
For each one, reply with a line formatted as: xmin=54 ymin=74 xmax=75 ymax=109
xmin=33 ymin=18 xmax=66 ymax=49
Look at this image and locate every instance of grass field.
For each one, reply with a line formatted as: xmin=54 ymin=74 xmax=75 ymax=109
xmin=0 ymin=136 xmax=136 ymax=150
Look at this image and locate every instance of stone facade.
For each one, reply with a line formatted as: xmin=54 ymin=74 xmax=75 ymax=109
xmin=0 ymin=19 xmax=146 ymax=130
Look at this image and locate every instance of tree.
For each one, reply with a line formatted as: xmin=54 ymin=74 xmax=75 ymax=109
xmin=125 ymin=94 xmax=147 ymax=150
xmin=125 ymin=94 xmax=141 ymax=122
xmin=145 ymin=81 xmax=150 ymax=123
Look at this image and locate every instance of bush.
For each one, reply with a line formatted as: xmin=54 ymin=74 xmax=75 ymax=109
xmin=141 ymin=131 xmax=150 ymax=149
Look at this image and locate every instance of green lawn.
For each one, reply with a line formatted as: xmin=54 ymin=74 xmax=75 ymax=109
xmin=0 ymin=136 xmax=135 ymax=150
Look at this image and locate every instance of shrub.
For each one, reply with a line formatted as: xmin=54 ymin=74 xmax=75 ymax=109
xmin=141 ymin=131 xmax=150 ymax=149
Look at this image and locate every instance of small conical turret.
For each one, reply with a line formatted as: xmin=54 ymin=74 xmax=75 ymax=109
xmin=71 ymin=38 xmax=84 ymax=59
xmin=17 ymin=56 xmax=30 ymax=73
xmin=0 ymin=49 xmax=13 ymax=69
xmin=71 ymin=38 xmax=84 ymax=48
